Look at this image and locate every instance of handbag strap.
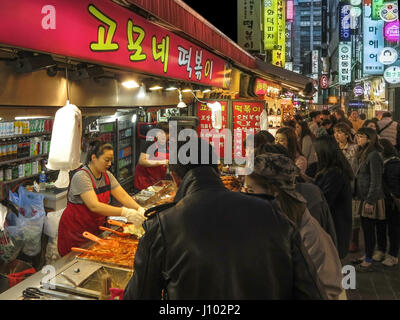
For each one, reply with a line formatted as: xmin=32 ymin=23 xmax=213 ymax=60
xmin=378 ymin=121 xmax=393 ymax=134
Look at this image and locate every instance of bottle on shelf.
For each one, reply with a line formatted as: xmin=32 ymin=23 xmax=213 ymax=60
xmin=39 ymin=170 xmax=47 ymax=183
xmin=12 ymin=138 xmax=17 ymax=159
xmin=6 ymin=139 xmax=12 ymax=161
xmin=11 ymin=163 xmax=18 ymax=180
xmin=5 ymin=165 xmax=12 ymax=181
xmin=0 ymin=167 xmax=3 ymax=182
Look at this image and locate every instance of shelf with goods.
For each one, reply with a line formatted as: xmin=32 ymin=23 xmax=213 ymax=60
xmin=0 ymin=118 xmax=54 ymax=200
xmin=116 ymin=118 xmax=134 ymax=183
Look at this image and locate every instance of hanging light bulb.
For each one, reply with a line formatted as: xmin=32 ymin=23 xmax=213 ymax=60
xmin=177 ymin=89 xmax=187 ymax=108
xmin=122 ymin=80 xmax=140 ymax=89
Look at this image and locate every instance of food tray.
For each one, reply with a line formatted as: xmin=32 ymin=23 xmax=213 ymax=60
xmin=133 ymin=180 xmax=176 ymax=207
xmin=74 ymin=235 xmax=139 ymax=271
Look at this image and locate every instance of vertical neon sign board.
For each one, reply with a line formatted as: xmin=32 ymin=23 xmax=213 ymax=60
xmin=339 ymin=43 xmax=352 ymax=84
xmin=363 ymin=5 xmax=384 ymax=75
xmin=264 ymin=0 xmax=278 ymax=50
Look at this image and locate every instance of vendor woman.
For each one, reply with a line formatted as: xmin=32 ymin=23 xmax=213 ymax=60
xmin=58 ymin=140 xmax=145 ymax=257
xmin=134 ymin=122 xmax=169 ymax=190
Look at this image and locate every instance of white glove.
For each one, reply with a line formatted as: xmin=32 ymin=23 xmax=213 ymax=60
xmin=121 ymin=207 xmax=146 ymax=226
xmin=137 ymin=207 xmax=146 ymax=215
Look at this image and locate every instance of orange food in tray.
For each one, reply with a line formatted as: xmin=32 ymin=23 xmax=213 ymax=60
xmin=77 ymin=235 xmax=139 ymax=268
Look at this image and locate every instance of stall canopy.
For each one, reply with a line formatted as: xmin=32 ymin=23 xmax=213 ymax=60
xmin=123 ymin=0 xmax=314 ymax=94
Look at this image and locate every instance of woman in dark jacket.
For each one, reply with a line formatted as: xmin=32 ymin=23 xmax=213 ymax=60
xmin=313 ymin=135 xmax=354 ymax=259
xmin=353 ymin=128 xmax=385 ymax=271
xmin=380 ymin=139 xmax=400 ymax=267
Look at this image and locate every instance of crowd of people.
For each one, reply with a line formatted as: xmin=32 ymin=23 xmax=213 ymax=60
xmin=273 ymin=109 xmax=400 ymax=271
xmin=123 ymin=109 xmax=400 ymax=300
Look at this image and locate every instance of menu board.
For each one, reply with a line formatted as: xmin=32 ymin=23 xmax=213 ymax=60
xmin=196 ymin=100 xmax=228 ymax=158
xmin=232 ymin=101 xmax=265 ymax=158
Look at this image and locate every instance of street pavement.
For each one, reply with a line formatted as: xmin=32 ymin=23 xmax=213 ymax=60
xmin=342 ymin=232 xmax=400 ymax=300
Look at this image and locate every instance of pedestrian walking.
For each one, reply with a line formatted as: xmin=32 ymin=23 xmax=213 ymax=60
xmin=254 ymin=143 xmax=338 ymax=246
xmin=380 ymin=139 xmax=400 ymax=267
xmin=353 ymin=128 xmax=385 ymax=271
xmin=276 ymin=126 xmax=308 ymax=175
xmin=377 ymin=112 xmax=400 ymax=150
xmin=243 ymin=152 xmax=343 ymax=300
xmin=313 ymin=135 xmax=354 ymax=259
xmin=334 ymin=109 xmax=353 ymax=130
xmin=295 ymin=121 xmax=318 ymax=166
xmin=308 ymin=111 xmax=322 ymax=137
xmin=333 ymin=123 xmax=359 ymax=253
xmin=349 ymin=110 xmax=365 ymax=132
xmin=363 ymin=119 xmax=379 ymax=132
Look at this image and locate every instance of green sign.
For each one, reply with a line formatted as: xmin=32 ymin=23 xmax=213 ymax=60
xmin=372 ymin=0 xmax=384 ymax=20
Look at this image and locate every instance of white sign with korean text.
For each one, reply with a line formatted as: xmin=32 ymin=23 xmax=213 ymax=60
xmin=312 ymin=50 xmax=319 ymax=74
xmin=339 ymin=43 xmax=352 ymax=85
xmin=238 ymin=0 xmax=262 ymax=51
xmin=384 ymin=66 xmax=400 ymax=84
xmin=363 ymin=5 xmax=384 ymax=75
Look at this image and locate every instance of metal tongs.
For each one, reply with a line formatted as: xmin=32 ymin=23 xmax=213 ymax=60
xmin=82 ymin=231 xmax=120 ymax=248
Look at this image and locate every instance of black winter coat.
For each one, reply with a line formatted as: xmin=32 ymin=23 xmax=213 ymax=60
xmin=124 ymin=166 xmax=327 ymax=300
xmin=383 ymin=157 xmax=400 ymax=198
xmin=295 ymin=183 xmax=338 ymax=247
xmin=315 ymin=167 xmax=352 ymax=259
xmin=354 ymin=150 xmax=385 ymax=204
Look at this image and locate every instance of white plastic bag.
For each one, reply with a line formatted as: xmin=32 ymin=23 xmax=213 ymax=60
xmin=43 ymin=208 xmax=65 ymax=238
xmin=47 ymin=101 xmax=82 ymax=188
xmin=208 ymin=102 xmax=223 ymax=130
xmin=260 ymin=109 xmax=268 ymax=131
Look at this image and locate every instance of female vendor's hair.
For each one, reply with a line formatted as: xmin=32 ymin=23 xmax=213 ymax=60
xmin=86 ymin=140 xmax=113 ymax=164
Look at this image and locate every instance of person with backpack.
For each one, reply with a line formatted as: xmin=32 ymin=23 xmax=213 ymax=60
xmin=377 ymin=112 xmax=400 ymax=151
xmin=380 ymin=139 xmax=400 ymax=267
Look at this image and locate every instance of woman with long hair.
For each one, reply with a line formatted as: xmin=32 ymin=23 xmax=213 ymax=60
xmin=379 ymin=139 xmax=400 ymax=267
xmin=275 ymin=126 xmax=308 ymax=174
xmin=243 ymin=153 xmax=343 ymax=300
xmin=295 ymin=121 xmax=318 ymax=166
xmin=333 ymin=123 xmax=359 ymax=252
xmin=313 ymin=135 xmax=354 ymax=259
xmin=353 ymin=127 xmax=385 ymax=271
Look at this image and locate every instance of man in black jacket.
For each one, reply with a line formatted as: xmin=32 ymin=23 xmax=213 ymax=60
xmin=124 ymin=139 xmax=327 ymax=300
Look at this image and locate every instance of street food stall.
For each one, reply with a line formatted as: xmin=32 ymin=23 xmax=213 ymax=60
xmin=0 ymin=180 xmax=177 ymax=300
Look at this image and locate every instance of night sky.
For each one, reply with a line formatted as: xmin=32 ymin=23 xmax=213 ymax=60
xmin=181 ymin=0 xmax=238 ymax=42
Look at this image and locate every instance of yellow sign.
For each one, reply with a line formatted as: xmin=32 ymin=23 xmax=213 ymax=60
xmin=264 ymin=0 xmax=277 ymax=50
xmin=272 ymin=0 xmax=286 ymax=67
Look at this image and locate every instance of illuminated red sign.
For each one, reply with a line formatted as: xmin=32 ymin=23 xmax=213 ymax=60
xmin=0 ymin=0 xmax=230 ymax=88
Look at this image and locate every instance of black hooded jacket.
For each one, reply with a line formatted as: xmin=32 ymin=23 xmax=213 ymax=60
xmin=124 ymin=166 xmax=327 ymax=300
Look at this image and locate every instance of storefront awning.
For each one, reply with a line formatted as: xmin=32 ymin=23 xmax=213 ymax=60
xmin=254 ymin=59 xmax=315 ymax=95
xmin=123 ymin=0 xmax=315 ymax=95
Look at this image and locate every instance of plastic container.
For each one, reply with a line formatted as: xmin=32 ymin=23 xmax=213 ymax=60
xmin=39 ymin=170 xmax=47 ymax=183
xmin=18 ymin=163 xmax=25 ymax=178
xmin=32 ymin=161 xmax=39 ymax=175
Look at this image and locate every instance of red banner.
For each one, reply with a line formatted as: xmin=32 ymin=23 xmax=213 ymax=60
xmin=232 ymin=101 xmax=265 ymax=158
xmin=0 ymin=0 xmax=230 ymax=88
xmin=196 ymin=100 xmax=228 ymax=158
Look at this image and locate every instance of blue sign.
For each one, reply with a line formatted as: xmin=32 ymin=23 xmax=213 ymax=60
xmin=363 ymin=5 xmax=385 ymax=75
xmin=340 ymin=2 xmax=351 ymax=41
xmin=349 ymin=100 xmax=366 ymax=108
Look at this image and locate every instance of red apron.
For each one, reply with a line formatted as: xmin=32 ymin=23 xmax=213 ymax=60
xmin=58 ymin=168 xmax=111 ymax=257
xmin=134 ymin=142 xmax=169 ymax=190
